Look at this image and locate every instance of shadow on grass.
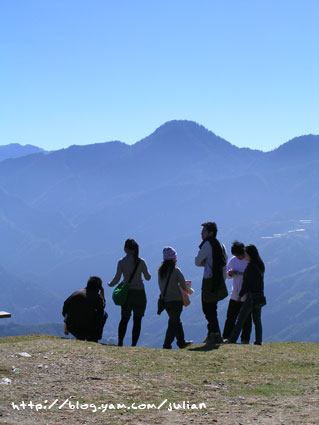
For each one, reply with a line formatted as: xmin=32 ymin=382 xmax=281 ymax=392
xmin=189 ymin=344 xmax=220 ymax=352
xmin=60 ymin=337 xmax=117 ymax=347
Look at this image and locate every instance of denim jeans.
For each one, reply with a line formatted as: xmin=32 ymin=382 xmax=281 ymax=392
xmin=229 ymin=294 xmax=262 ymax=344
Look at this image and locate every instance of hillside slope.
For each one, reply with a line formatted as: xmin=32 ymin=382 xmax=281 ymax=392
xmin=0 ymin=144 xmax=44 ymax=162
xmin=0 ymin=336 xmax=318 ymax=425
xmin=0 ymin=120 xmax=318 ymax=343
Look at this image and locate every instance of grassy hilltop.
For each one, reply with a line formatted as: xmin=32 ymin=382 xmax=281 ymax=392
xmin=0 ymin=336 xmax=318 ymax=425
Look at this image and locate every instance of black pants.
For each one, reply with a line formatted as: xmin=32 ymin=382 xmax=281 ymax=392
xmin=118 ymin=289 xmax=147 ymax=346
xmin=202 ymin=300 xmax=221 ymax=334
xmin=69 ymin=311 xmax=108 ymax=342
xmin=223 ymin=299 xmax=252 ymax=341
xmin=229 ymin=295 xmax=263 ymax=344
xmin=121 ymin=289 xmax=147 ymax=318
xmin=163 ymin=301 xmax=185 ymax=348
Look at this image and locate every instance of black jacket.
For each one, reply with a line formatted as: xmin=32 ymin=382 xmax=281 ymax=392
xmin=199 ymin=236 xmax=227 ymax=281
xmin=239 ymin=263 xmax=264 ymax=297
xmin=62 ymin=289 xmax=105 ymax=334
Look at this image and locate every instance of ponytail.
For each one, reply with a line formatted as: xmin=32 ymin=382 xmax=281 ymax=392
xmin=158 ymin=260 xmax=175 ymax=279
xmin=124 ymin=238 xmax=139 ymax=264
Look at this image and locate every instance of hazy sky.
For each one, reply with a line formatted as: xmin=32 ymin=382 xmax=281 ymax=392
xmin=1 ymin=0 xmax=318 ymax=151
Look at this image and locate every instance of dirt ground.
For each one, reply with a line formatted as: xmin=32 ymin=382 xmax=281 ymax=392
xmin=0 ymin=336 xmax=318 ymax=425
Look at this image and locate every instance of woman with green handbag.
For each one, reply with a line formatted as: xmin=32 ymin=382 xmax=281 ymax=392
xmin=108 ymin=239 xmax=151 ymax=346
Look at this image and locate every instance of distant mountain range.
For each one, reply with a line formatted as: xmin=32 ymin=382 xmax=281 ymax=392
xmin=0 ymin=120 xmax=318 ymax=344
xmin=0 ymin=143 xmax=45 ymax=162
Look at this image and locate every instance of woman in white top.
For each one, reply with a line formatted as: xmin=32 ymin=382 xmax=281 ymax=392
xmin=108 ymin=239 xmax=151 ymax=346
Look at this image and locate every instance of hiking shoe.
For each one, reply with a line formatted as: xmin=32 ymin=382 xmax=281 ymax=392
xmin=204 ymin=333 xmax=215 ymax=345
xmin=254 ymin=341 xmax=262 ymax=346
xmin=241 ymin=340 xmax=250 ymax=344
xmin=202 ymin=334 xmax=210 ymax=343
xmin=206 ymin=332 xmax=223 ymax=345
xmin=214 ymin=333 xmax=223 ymax=344
xmin=178 ymin=341 xmax=193 ymax=349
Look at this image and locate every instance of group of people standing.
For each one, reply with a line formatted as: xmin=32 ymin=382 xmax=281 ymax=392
xmin=62 ymin=221 xmax=266 ymax=348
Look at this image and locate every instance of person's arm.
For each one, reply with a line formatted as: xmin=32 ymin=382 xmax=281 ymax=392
xmin=62 ymin=295 xmax=71 ymax=317
xmin=108 ymin=261 xmax=122 ymax=287
xmin=176 ymin=268 xmax=187 ymax=290
xmin=195 ymin=242 xmax=210 ymax=267
xmin=226 ymin=258 xmax=234 ymax=278
xmin=142 ymin=259 xmax=151 ymax=281
xmin=158 ymin=270 xmax=166 ymax=296
xmin=97 ymin=293 xmax=106 ymax=309
xmin=99 ymin=285 xmax=106 ymax=308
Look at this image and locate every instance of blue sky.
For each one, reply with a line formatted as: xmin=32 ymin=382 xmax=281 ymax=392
xmin=1 ymin=0 xmax=318 ymax=151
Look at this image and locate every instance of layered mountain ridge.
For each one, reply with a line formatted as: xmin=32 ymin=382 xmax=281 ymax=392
xmin=0 ymin=120 xmax=318 ymax=344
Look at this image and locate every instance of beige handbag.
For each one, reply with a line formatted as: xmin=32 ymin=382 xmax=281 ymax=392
xmin=179 ymin=287 xmax=190 ymax=307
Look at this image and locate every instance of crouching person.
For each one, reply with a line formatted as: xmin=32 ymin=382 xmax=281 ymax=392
xmin=62 ymin=276 xmax=108 ymax=342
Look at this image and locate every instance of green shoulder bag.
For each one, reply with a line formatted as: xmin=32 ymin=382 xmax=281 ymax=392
xmin=112 ymin=259 xmax=140 ymax=306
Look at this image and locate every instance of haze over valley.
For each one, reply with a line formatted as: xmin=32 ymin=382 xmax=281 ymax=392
xmin=1 ymin=120 xmax=318 ymax=345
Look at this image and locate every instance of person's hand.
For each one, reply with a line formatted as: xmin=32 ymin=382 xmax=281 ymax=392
xmin=237 ymin=297 xmax=241 ymax=302
xmin=228 ymin=269 xmax=234 ymax=277
xmin=200 ymin=259 xmax=206 ymax=266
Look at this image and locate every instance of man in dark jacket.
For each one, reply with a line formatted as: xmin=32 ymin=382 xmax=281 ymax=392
xmin=195 ymin=222 xmax=228 ymax=345
xmin=62 ymin=276 xmax=107 ymax=342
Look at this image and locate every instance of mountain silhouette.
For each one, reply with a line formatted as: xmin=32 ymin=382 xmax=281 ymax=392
xmin=0 ymin=143 xmax=44 ymax=162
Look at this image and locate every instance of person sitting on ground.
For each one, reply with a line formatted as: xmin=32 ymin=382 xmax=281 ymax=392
xmin=222 ymin=241 xmax=252 ymax=344
xmin=62 ymin=276 xmax=107 ymax=342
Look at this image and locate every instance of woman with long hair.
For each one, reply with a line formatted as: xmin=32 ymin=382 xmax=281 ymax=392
xmin=225 ymin=244 xmax=265 ymax=345
xmin=158 ymin=246 xmax=192 ymax=349
xmin=108 ymin=238 xmax=151 ymax=346
xmin=63 ymin=276 xmax=107 ymax=342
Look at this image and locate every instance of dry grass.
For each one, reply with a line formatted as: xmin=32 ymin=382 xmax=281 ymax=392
xmin=0 ymin=335 xmax=318 ymax=424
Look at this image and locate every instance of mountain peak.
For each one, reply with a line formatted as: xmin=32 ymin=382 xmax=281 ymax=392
xmin=151 ymin=119 xmax=217 ymax=138
xmin=268 ymin=134 xmax=319 ymax=160
xmin=0 ymin=143 xmax=45 ymax=162
xmin=134 ymin=119 xmax=234 ymax=155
